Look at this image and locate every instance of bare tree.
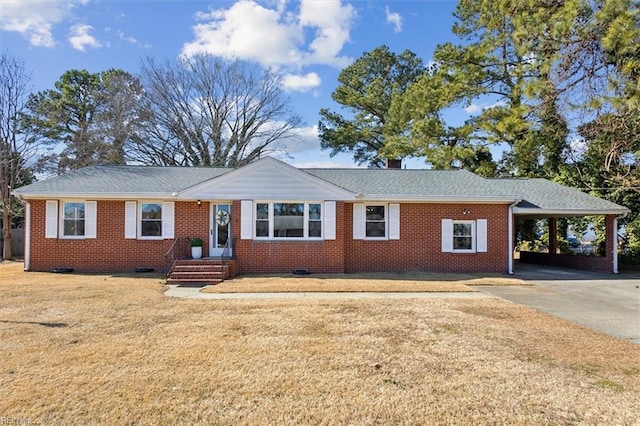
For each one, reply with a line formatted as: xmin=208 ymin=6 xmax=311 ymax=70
xmin=0 ymin=53 xmax=36 ymax=259
xmin=129 ymin=55 xmax=303 ymax=167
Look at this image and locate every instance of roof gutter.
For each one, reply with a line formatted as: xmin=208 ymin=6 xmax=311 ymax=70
xmin=11 ymin=192 xmax=179 ymax=200
xmin=356 ymin=195 xmax=517 ymax=203
xmin=513 ymin=207 xmax=631 ymax=216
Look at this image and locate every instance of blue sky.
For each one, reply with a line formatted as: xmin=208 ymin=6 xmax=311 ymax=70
xmin=1 ymin=0 xmax=470 ymax=168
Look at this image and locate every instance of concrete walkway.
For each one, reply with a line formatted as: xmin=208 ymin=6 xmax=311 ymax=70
xmin=165 ymin=285 xmax=490 ymax=300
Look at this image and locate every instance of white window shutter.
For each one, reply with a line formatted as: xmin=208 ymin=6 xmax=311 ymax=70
xmin=324 ymin=201 xmax=336 ymax=240
xmin=45 ymin=200 xmax=58 ymax=239
xmin=441 ymin=219 xmax=453 ymax=252
xmin=353 ymin=203 xmax=364 ymax=240
xmin=241 ymin=200 xmax=253 ymax=239
xmin=476 ymin=219 xmax=487 ymax=252
xmin=162 ymin=202 xmax=175 ymax=239
xmin=85 ymin=201 xmax=97 ymax=239
xmin=124 ymin=201 xmax=137 ymax=239
xmin=389 ymin=204 xmax=400 ymax=240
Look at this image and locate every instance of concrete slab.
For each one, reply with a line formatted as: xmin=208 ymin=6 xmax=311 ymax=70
xmin=480 ymin=263 xmax=640 ymax=345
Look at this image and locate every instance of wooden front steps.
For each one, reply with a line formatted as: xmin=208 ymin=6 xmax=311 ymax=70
xmin=166 ymin=258 xmax=238 ymax=286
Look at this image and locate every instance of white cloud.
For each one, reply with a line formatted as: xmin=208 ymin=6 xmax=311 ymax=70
xmin=183 ymin=1 xmax=302 ymax=66
xmin=385 ymin=6 xmax=402 ymax=33
xmin=116 ymin=30 xmax=137 ymax=44
xmin=276 ymin=125 xmax=322 ymax=155
xmin=271 ymin=125 xmax=366 ymax=168
xmin=68 ymin=24 xmax=102 ymax=51
xmin=465 ymin=101 xmax=506 ymax=114
xmin=465 ymin=104 xmax=483 ymax=114
xmin=268 ymin=125 xmax=324 ymax=160
xmin=0 ymin=0 xmax=75 ymax=47
xmin=283 ymin=72 xmax=321 ymax=92
xmin=298 ymin=0 xmax=354 ymax=67
xmin=182 ymin=0 xmax=355 ymax=69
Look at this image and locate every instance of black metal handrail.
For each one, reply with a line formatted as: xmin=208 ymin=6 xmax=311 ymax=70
xmin=164 ymin=236 xmax=189 ymax=276
xmin=220 ymin=237 xmax=232 ymax=279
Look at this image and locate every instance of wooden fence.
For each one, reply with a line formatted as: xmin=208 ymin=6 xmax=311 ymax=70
xmin=1 ymin=228 xmax=25 ymax=258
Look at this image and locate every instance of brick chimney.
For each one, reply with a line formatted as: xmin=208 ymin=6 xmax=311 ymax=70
xmin=386 ymin=159 xmax=402 ymax=169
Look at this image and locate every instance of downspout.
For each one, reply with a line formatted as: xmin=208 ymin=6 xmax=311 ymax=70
xmin=613 ymin=212 xmax=629 ymax=274
xmin=23 ymin=199 xmax=31 ymax=271
xmin=508 ymin=200 xmax=521 ymax=275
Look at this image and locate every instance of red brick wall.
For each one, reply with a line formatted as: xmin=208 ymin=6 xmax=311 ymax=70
xmin=344 ymin=203 xmax=510 ymax=273
xmin=176 ymin=200 xmax=210 ymax=257
xmin=232 ymin=201 xmax=346 ymax=274
xmin=28 ymin=200 xmax=207 ymax=273
xmin=519 ymin=251 xmax=613 ymax=272
xmin=27 ymin=199 xmax=510 ymax=274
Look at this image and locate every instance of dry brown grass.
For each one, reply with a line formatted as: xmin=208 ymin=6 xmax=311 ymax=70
xmin=204 ymin=271 xmax=526 ymax=293
xmin=1 ymin=262 xmax=639 ymax=425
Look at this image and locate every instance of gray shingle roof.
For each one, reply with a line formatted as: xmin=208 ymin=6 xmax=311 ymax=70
xmin=489 ymin=178 xmax=628 ymax=214
xmin=14 ymin=165 xmax=230 ymax=196
xmin=305 ymin=168 xmax=508 ymax=199
xmin=13 ymin=161 xmax=629 ymax=215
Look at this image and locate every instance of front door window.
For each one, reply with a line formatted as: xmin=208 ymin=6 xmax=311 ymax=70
xmin=211 ymin=203 xmax=232 ymax=256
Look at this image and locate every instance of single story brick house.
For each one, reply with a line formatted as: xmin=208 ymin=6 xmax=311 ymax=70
xmin=13 ymin=156 xmax=629 ymax=276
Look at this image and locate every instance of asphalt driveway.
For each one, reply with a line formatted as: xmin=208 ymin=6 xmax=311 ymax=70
xmin=480 ymin=263 xmax=640 ymax=345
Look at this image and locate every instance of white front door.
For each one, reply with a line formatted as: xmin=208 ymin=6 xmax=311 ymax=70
xmin=210 ymin=203 xmax=232 ymax=256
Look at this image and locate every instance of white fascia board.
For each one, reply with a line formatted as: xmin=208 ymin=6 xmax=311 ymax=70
xmin=13 ymin=192 xmax=178 ymax=200
xmin=356 ymin=195 xmax=517 ymax=203
xmin=513 ymin=207 xmax=631 ymax=216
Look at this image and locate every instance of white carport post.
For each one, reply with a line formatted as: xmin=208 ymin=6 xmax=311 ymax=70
xmin=508 ymin=200 xmax=520 ymax=275
xmin=613 ymin=215 xmax=623 ymax=274
xmin=612 ymin=213 xmax=630 ymax=274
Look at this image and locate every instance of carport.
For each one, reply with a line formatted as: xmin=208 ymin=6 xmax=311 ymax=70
xmin=495 ymin=179 xmax=631 ymax=274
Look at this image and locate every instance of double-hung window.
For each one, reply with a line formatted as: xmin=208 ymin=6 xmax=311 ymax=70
xmin=140 ymin=203 xmax=163 ymax=238
xmin=62 ymin=202 xmax=86 ymax=237
xmin=352 ymin=203 xmax=400 ymax=240
xmin=365 ymin=205 xmax=386 ymax=238
xmin=453 ymin=221 xmax=474 ymax=252
xmin=254 ymin=202 xmax=322 ymax=239
xmin=308 ymin=203 xmax=322 ymax=238
xmin=45 ymin=200 xmax=97 ymax=239
xmin=255 ymin=203 xmax=270 ymax=237
xmin=124 ymin=201 xmax=174 ymax=240
xmin=441 ymin=219 xmax=487 ymax=253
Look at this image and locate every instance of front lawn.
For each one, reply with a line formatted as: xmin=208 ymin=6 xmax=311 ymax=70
xmin=1 ymin=262 xmax=638 ymax=424
xmin=202 ymin=271 xmax=526 ymax=293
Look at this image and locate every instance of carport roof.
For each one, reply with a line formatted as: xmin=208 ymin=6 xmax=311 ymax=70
xmin=490 ymin=178 xmax=630 ymax=217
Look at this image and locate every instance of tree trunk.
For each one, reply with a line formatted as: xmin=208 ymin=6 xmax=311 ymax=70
xmin=2 ymin=206 xmax=12 ymax=260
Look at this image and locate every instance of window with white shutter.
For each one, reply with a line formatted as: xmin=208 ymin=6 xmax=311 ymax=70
xmin=441 ymin=218 xmax=487 ymax=253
